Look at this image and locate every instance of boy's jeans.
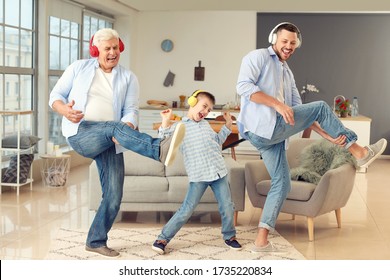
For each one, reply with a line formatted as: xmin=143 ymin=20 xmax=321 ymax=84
xmin=157 ymin=175 xmax=236 ymax=242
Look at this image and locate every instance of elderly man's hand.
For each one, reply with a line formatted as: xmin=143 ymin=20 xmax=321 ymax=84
xmin=112 ymin=122 xmax=135 ymax=144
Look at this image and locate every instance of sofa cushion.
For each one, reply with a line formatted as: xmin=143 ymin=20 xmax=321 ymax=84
xmin=123 ymin=150 xmax=164 ymax=176
xmin=256 ymin=180 xmax=316 ymax=201
xmin=122 ymin=176 xmax=169 ymax=202
xmin=165 ymin=152 xmax=187 ymax=176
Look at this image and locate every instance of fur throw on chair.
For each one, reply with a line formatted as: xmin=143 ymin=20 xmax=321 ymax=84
xmin=290 ymin=139 xmax=357 ymax=185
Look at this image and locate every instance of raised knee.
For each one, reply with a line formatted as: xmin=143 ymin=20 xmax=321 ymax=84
xmin=318 ymin=100 xmax=332 ymax=110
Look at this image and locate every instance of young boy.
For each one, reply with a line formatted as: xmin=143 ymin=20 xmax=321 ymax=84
xmin=152 ymin=90 xmax=242 ymax=254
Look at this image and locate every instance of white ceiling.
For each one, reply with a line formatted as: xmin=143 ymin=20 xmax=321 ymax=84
xmin=73 ymin=0 xmax=390 ymax=16
xmin=117 ymin=0 xmax=390 ymax=12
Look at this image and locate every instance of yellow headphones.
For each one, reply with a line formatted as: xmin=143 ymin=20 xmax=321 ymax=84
xmin=187 ymin=89 xmax=205 ymax=107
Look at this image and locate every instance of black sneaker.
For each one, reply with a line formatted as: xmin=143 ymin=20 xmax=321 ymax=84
xmin=224 ymin=238 xmax=242 ymax=250
xmin=152 ymin=240 xmax=167 ymax=254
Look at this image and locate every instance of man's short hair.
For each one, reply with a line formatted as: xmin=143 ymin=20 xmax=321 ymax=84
xmin=276 ymin=23 xmax=300 ymax=36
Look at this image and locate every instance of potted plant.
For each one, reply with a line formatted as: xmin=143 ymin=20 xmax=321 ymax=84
xmin=335 ymin=98 xmax=350 ymax=117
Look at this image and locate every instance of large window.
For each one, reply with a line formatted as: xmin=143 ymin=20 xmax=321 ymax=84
xmin=49 ymin=16 xmax=79 ymax=71
xmin=82 ymin=13 xmax=113 ymax=59
xmin=48 ymin=12 xmax=114 ymax=146
xmin=48 ymin=16 xmax=80 ymax=146
xmin=0 ymin=0 xmax=35 ymax=138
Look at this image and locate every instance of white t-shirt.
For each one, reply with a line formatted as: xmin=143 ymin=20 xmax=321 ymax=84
xmin=84 ymin=68 xmax=114 ymax=121
xmin=276 ymin=65 xmax=285 ymax=103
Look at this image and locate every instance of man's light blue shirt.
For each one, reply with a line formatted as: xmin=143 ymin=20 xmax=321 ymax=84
xmin=159 ymin=117 xmax=231 ymax=182
xmin=49 ymin=58 xmax=139 ymax=139
xmin=236 ymin=46 xmax=302 ymax=140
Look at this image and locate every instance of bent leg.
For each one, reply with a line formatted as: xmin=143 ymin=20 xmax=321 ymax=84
xmin=271 ymin=101 xmax=358 ymax=147
xmin=68 ymin=121 xmax=161 ymax=160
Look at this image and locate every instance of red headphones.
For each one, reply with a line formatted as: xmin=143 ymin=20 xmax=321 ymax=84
xmin=89 ymin=35 xmax=125 ymax=57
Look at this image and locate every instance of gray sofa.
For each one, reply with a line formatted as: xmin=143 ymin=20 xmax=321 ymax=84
xmin=89 ymin=150 xmax=246 ymax=224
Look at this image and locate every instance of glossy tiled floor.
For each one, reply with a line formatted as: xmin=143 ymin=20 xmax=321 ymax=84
xmin=0 ymin=155 xmax=389 ymax=260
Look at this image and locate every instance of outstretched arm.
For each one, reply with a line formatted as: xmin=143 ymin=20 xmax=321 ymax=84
xmin=158 ymin=108 xmax=176 ymax=139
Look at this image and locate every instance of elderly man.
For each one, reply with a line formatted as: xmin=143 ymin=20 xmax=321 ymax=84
xmin=49 ymin=28 xmax=184 ymax=257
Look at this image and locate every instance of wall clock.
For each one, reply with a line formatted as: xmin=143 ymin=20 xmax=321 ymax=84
xmin=161 ymin=39 xmax=174 ymax=52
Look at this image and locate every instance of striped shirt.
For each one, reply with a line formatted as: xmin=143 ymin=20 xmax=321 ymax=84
xmin=158 ymin=117 xmax=231 ymax=182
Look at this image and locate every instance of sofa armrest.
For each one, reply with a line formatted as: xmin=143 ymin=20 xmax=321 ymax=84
xmin=312 ymin=163 xmax=356 ymax=216
xmin=225 ymin=157 xmax=245 ymax=211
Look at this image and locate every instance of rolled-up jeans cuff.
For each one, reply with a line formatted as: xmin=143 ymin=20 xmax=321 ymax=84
xmin=345 ymin=139 xmax=356 ymax=150
xmin=259 ymin=222 xmax=275 ymax=232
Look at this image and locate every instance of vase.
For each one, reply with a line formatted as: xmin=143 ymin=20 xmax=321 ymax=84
xmin=340 ymin=111 xmax=348 ymax=118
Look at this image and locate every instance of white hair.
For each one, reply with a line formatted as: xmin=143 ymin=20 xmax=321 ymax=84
xmin=92 ymin=28 xmax=120 ymax=47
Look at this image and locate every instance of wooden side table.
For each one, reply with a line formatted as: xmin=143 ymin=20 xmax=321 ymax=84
xmin=40 ymin=154 xmax=71 ymax=187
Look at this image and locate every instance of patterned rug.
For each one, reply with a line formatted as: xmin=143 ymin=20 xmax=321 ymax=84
xmin=46 ymin=226 xmax=305 ymax=260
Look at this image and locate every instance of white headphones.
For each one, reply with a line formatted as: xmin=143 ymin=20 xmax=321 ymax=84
xmin=268 ymin=22 xmax=302 ymax=48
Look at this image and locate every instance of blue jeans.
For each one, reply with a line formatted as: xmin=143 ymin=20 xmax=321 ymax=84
xmin=245 ymin=101 xmax=357 ymax=231
xmin=157 ymin=175 xmax=236 ymax=243
xmin=68 ymin=121 xmax=162 ymax=248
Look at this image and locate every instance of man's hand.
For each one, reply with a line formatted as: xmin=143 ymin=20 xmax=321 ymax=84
xmin=274 ymin=103 xmax=295 ymax=126
xmin=326 ymin=134 xmax=347 ymax=147
xmin=309 ymin=122 xmax=346 ymax=147
xmin=249 ymin=91 xmax=295 ymax=126
xmin=112 ymin=122 xmax=135 ymax=144
xmin=61 ymin=100 xmax=84 ymax=123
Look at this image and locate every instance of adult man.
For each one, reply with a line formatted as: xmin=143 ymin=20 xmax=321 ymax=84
xmin=236 ymin=22 xmax=387 ymax=252
xmin=49 ymin=28 xmax=184 ymax=257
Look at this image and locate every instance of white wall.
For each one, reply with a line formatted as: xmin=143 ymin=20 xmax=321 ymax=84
xmin=116 ymin=12 xmax=139 ymax=71
xmin=131 ymin=11 xmax=256 ymax=106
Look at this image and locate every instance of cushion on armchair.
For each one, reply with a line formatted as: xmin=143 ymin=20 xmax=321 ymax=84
xmin=290 ymin=139 xmax=357 ymax=185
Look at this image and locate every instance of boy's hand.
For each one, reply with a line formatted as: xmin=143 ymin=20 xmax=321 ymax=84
xmin=223 ymin=111 xmax=233 ymax=129
xmin=160 ymin=108 xmax=173 ymax=128
xmin=160 ymin=108 xmax=173 ymax=120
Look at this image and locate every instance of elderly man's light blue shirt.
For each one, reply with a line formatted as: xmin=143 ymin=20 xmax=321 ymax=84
xmin=236 ymin=46 xmax=302 ymax=140
xmin=49 ymin=58 xmax=139 ymax=139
